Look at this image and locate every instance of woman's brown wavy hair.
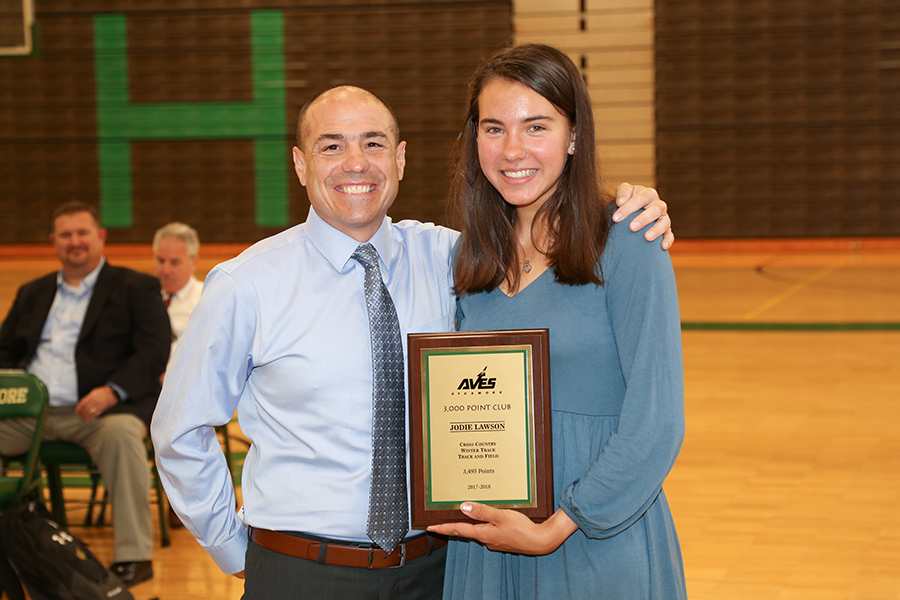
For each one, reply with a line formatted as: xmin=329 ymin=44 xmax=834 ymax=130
xmin=450 ymin=43 xmax=611 ymax=295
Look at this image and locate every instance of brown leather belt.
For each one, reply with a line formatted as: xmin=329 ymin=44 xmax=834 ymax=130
xmin=250 ymin=528 xmax=447 ymax=569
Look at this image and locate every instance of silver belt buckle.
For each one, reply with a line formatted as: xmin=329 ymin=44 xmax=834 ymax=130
xmin=367 ymin=542 xmax=407 ymax=569
xmin=387 ymin=542 xmax=407 ymax=569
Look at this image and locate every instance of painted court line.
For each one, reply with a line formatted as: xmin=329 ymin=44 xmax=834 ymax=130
xmin=742 ymin=263 xmax=843 ymax=321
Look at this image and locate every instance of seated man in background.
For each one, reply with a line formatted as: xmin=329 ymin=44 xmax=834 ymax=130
xmin=0 ymin=201 xmax=170 ymax=588
xmin=153 ymin=222 xmax=203 ymax=368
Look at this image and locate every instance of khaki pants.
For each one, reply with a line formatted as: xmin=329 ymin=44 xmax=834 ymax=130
xmin=0 ymin=405 xmax=152 ymax=563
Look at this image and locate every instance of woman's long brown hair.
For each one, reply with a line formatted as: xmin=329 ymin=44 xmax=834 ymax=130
xmin=450 ymin=43 xmax=611 ymax=295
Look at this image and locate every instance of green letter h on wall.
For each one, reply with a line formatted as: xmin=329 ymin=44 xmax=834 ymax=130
xmin=93 ymin=11 xmax=287 ymax=228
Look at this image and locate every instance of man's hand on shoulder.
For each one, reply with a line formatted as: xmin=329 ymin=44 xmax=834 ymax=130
xmin=612 ymin=183 xmax=674 ymax=250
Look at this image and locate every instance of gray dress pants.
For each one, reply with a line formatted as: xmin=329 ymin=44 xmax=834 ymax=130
xmin=242 ymin=537 xmax=446 ymax=600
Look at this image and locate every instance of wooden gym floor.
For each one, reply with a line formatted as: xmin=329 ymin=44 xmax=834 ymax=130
xmin=1 ymin=237 xmax=898 ymax=600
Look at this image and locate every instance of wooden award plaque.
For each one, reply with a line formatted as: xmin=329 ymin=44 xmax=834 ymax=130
xmin=407 ymin=329 xmax=553 ymax=527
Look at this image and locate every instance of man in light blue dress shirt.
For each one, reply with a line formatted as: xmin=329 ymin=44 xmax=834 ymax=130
xmin=151 ymin=86 xmax=673 ymax=599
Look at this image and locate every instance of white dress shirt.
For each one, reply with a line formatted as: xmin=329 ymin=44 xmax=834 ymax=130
xmin=163 ymin=275 xmax=203 ymax=367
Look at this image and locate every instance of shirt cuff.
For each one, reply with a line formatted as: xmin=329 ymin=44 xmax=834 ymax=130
xmin=107 ymin=382 xmax=128 ymax=402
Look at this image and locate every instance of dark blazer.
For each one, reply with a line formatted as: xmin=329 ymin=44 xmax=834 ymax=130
xmin=0 ymin=262 xmax=171 ymax=427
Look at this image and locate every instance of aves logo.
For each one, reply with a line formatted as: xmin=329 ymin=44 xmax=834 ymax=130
xmin=457 ymin=366 xmax=497 ymax=390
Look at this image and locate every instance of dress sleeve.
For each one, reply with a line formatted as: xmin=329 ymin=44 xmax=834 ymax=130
xmin=557 ymin=212 xmax=685 ymax=539
xmin=151 ymin=266 xmax=256 ymax=574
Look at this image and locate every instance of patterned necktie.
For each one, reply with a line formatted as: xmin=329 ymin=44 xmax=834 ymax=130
xmin=351 ymin=243 xmax=408 ymax=553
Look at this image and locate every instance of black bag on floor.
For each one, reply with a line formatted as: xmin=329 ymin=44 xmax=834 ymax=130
xmin=0 ymin=500 xmax=134 ymax=600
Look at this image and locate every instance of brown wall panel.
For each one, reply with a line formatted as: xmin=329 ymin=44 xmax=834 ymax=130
xmin=655 ymin=0 xmax=900 ymax=238
xmin=130 ymin=139 xmax=258 ymax=242
xmin=0 ymin=1 xmax=511 ymax=244
xmin=127 ymin=14 xmax=254 ymax=104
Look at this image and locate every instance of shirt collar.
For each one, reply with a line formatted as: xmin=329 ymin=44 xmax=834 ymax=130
xmin=168 ymin=276 xmax=198 ymax=301
xmin=304 ymin=206 xmax=394 ymax=274
xmin=57 ymin=257 xmax=105 ymax=296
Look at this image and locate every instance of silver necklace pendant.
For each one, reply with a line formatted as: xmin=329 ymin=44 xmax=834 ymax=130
xmin=523 ymin=260 xmax=533 ymax=273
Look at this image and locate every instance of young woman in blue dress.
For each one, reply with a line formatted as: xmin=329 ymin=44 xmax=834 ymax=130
xmin=428 ymin=43 xmax=688 ymax=599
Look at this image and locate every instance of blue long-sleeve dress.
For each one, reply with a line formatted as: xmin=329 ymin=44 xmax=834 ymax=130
xmin=443 ymin=213 xmax=687 ymax=599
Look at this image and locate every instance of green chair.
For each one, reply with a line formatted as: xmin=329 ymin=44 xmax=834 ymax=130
xmin=0 ymin=370 xmax=48 ymax=510
xmin=40 ymin=442 xmax=106 ymax=526
xmin=40 ymin=438 xmax=171 ymax=547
